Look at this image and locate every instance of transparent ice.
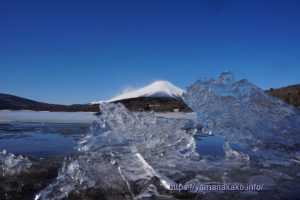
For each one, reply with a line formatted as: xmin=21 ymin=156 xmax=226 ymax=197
xmin=0 ymin=149 xmax=32 ymax=176
xmin=35 ymin=103 xmax=201 ymax=199
xmin=183 ymin=71 xmax=300 ymax=164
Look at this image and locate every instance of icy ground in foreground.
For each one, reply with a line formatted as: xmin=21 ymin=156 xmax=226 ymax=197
xmin=35 ymin=72 xmax=300 ymax=200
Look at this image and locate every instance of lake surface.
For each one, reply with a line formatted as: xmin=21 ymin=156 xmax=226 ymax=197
xmin=195 ymin=133 xmax=225 ymax=156
xmin=0 ymin=122 xmax=225 ymax=158
xmin=0 ymin=123 xmax=90 ymax=157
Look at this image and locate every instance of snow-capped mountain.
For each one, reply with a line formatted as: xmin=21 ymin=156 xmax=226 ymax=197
xmin=94 ymin=80 xmax=184 ymax=103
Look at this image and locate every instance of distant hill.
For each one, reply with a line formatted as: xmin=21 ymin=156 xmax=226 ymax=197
xmin=115 ymin=97 xmax=192 ymax=112
xmin=0 ymin=93 xmax=99 ymax=112
xmin=266 ymin=84 xmax=300 ymax=108
xmin=0 ymin=93 xmax=191 ymax=113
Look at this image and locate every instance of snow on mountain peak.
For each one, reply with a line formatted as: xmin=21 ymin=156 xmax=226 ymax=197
xmin=97 ymin=80 xmax=184 ymax=103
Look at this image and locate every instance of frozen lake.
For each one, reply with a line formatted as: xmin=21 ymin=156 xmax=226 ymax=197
xmin=0 ymin=110 xmax=197 ymax=123
xmin=0 ymin=110 xmax=98 ymax=124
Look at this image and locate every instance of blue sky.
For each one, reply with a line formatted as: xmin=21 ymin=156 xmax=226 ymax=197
xmin=0 ymin=0 xmax=300 ymax=104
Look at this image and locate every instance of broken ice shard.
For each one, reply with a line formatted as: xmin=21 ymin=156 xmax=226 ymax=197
xmin=0 ymin=149 xmax=32 ymax=176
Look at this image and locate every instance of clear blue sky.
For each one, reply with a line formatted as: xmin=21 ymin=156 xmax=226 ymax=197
xmin=0 ymin=0 xmax=300 ymax=104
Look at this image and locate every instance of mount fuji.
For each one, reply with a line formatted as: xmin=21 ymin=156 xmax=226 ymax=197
xmin=94 ymin=80 xmax=185 ymax=103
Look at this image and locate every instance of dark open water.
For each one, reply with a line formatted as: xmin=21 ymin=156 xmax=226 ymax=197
xmin=0 ymin=123 xmax=90 ymax=157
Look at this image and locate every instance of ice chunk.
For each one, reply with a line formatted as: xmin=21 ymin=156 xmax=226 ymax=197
xmin=223 ymin=140 xmax=249 ymax=162
xmin=184 ymin=72 xmax=300 ymax=160
xmin=0 ymin=149 xmax=32 ymax=176
xmin=36 ymin=103 xmax=199 ymax=199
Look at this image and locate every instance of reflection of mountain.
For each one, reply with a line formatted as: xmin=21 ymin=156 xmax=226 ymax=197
xmin=266 ymin=84 xmax=300 ymax=108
